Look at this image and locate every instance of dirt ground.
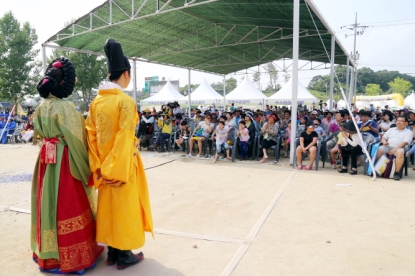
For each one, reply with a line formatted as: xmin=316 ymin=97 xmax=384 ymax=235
xmin=0 ymin=144 xmax=414 ymax=276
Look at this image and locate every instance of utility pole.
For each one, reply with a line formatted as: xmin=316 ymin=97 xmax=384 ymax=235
xmin=343 ymin=13 xmax=368 ymax=107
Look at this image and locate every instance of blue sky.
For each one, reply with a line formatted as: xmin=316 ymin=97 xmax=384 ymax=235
xmin=1 ymin=0 xmax=415 ymax=91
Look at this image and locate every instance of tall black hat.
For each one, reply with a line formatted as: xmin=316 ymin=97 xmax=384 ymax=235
xmin=104 ymin=39 xmax=131 ymax=73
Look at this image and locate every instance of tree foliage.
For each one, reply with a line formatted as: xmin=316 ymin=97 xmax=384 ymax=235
xmin=49 ymin=49 xmax=107 ymax=106
xmin=263 ymin=62 xmax=278 ymax=92
xmin=253 ymin=71 xmax=261 ymax=89
xmin=388 ymin=77 xmax=413 ymax=96
xmin=308 ymin=65 xmax=415 ymax=95
xmin=365 ymin=83 xmax=383 ymax=96
xmin=0 ymin=11 xmax=41 ymax=102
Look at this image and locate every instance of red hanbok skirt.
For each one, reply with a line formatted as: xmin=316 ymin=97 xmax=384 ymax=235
xmin=33 ymin=146 xmax=103 ymax=273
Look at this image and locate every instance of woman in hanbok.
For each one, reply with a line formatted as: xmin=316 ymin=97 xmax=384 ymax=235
xmin=31 ymin=57 xmax=103 ymax=274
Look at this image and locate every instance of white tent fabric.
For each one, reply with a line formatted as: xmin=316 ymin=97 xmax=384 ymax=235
xmin=178 ymin=78 xmax=224 ymax=105
xmin=141 ymin=81 xmax=183 ymax=106
xmin=404 ymin=92 xmax=415 ymax=108
xmin=226 ymin=77 xmax=268 ymax=105
xmin=268 ymin=78 xmax=318 ymax=105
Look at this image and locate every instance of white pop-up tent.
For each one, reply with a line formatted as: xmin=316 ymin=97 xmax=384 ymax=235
xmin=141 ymin=81 xmax=183 ymax=107
xmin=179 ymin=78 xmax=224 ymax=105
xmin=269 ymin=78 xmax=318 ymax=105
xmin=404 ymin=92 xmax=415 ymax=108
xmin=226 ymin=77 xmax=268 ymax=106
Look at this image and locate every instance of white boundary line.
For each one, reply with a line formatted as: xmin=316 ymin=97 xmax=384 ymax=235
xmin=220 ymin=171 xmax=296 ymax=276
xmin=154 ymin=229 xmax=247 ymax=244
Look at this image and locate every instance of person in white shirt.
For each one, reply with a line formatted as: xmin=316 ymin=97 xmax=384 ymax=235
xmin=188 ymin=114 xmax=214 ymax=157
xmin=376 ymin=116 xmax=413 ymax=180
xmin=212 ymin=121 xmax=231 ymax=163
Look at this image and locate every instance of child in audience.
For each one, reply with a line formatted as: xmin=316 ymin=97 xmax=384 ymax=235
xmin=175 ymin=120 xmax=191 ymax=150
xmin=212 ymin=121 xmax=231 ymax=163
xmin=237 ymin=121 xmax=249 ymax=161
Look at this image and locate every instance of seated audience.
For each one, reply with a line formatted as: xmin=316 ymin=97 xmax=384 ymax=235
xmin=376 ymin=116 xmax=413 ymax=180
xmin=259 ymin=114 xmax=279 ymax=163
xmin=188 ymin=114 xmax=214 ymax=157
xmin=337 ymin=121 xmax=362 ymax=175
xmin=296 ymin=121 xmax=318 ymax=170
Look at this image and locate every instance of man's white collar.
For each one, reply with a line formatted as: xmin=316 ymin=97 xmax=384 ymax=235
xmin=98 ymin=82 xmax=123 ymax=90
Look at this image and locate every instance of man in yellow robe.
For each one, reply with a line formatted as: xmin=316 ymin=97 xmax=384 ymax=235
xmin=85 ymin=39 xmax=153 ymax=270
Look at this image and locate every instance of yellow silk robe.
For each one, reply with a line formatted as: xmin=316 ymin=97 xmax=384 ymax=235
xmin=85 ymin=83 xmax=153 ymax=250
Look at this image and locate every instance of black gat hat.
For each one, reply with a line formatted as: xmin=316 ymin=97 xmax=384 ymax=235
xmin=104 ymin=39 xmax=131 ymax=73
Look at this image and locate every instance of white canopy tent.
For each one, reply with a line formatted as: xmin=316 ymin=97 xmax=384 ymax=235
xmin=404 ymin=93 xmax=415 ymax=108
xmin=226 ymin=77 xmax=268 ymax=106
xmin=269 ymin=78 xmax=318 ymax=105
xmin=140 ymin=81 xmax=183 ymax=108
xmin=179 ymin=78 xmax=224 ymax=106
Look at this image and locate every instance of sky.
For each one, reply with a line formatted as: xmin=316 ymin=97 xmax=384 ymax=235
xmin=2 ymin=0 xmax=415 ymax=93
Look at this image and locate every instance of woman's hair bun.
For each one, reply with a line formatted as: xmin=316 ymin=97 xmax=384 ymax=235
xmin=37 ymin=57 xmax=76 ymax=99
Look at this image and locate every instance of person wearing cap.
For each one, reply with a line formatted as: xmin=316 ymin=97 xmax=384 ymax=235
xmin=85 ymin=39 xmax=153 ymax=270
xmin=296 ymin=121 xmax=318 ymax=170
xmin=152 ymin=112 xmax=173 ymax=152
xmin=308 ymin=110 xmax=318 ymax=124
xmin=376 ymin=116 xmax=413 ymax=180
xmin=31 ymin=57 xmax=103 ymax=273
xmin=234 ymin=109 xmax=242 ymax=125
xmin=138 ymin=108 xmax=154 ymax=149
xmin=357 ymin=111 xmax=379 ymax=141
xmin=337 ymin=121 xmax=363 ymax=175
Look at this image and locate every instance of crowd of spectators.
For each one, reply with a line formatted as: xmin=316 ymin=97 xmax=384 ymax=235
xmin=137 ymin=102 xmax=415 ymax=180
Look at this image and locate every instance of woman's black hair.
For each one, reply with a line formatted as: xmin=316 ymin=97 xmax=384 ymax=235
xmin=109 ymin=69 xmax=131 ymax=81
xmin=383 ymin=111 xmax=394 ymax=121
xmin=180 ymin=120 xmax=187 ymax=126
xmin=37 ymin=57 xmax=76 ymax=99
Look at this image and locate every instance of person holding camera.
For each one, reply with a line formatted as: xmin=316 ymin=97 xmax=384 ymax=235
xmin=138 ymin=108 xmax=154 ymax=149
xmin=150 ymin=112 xmax=172 ymax=152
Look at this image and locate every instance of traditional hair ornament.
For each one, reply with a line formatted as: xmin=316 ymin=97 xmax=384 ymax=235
xmin=52 ymin=61 xmax=62 ymax=68
xmin=37 ymin=57 xmax=76 ymax=99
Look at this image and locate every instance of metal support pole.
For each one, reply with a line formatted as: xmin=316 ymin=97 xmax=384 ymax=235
xmin=345 ymin=57 xmax=350 ymax=104
xmin=223 ymin=75 xmax=226 ymax=111
xmin=109 ymin=0 xmax=113 ymax=24
xmin=349 ymin=67 xmax=354 ymax=107
xmin=90 ymin=13 xmax=93 ymax=30
xmin=132 ymin=0 xmax=134 ymax=18
xmin=132 ymin=60 xmax=137 ymax=104
xmin=329 ymin=35 xmax=335 ymax=111
xmin=188 ymin=69 xmax=191 ymax=117
xmin=353 ymin=68 xmax=358 ymax=105
xmin=42 ymin=45 xmax=47 ymax=74
xmin=289 ymin=0 xmax=300 ymax=165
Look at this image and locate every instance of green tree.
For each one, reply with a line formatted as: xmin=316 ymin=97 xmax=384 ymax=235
xmin=180 ymin=84 xmax=199 ymax=94
xmin=225 ymin=77 xmax=237 ymax=94
xmin=253 ymin=71 xmax=261 ymax=89
xmin=263 ymin=62 xmax=278 ymax=92
xmin=365 ymin=83 xmax=382 ymax=96
xmin=49 ymin=49 xmax=107 ymax=106
xmin=388 ymin=77 xmax=413 ymax=96
xmin=0 ymin=11 xmax=41 ymax=103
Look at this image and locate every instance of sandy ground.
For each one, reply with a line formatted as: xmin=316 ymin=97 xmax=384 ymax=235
xmin=0 ymin=144 xmax=414 ymax=276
